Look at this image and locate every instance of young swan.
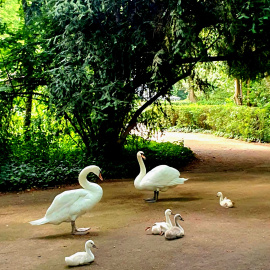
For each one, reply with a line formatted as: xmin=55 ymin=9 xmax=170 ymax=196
xmin=165 ymin=214 xmax=184 ymax=240
xmin=65 ymin=240 xmax=97 ymax=266
xmin=217 ymin=192 xmax=234 ymax=208
xmin=145 ymin=209 xmax=174 ymax=235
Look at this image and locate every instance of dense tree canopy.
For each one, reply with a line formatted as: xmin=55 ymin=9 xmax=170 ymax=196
xmin=1 ymin=0 xmax=270 ymax=158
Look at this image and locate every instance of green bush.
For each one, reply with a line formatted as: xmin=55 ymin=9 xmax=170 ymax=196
xmin=165 ymin=104 xmax=270 ymax=142
xmin=0 ymin=135 xmax=194 ymax=192
xmin=84 ymin=135 xmax=194 ymax=180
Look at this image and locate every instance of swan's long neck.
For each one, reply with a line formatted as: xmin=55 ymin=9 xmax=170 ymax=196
xmin=175 ymin=217 xmax=184 ymax=233
xmin=85 ymin=244 xmax=95 ymax=260
xmin=134 ymin=155 xmax=147 ymax=188
xmin=175 ymin=217 xmax=182 ymax=228
xmin=79 ymin=167 xmax=103 ymax=196
xmin=165 ymin=212 xmax=173 ymax=227
xmin=219 ymin=193 xmax=224 ymax=202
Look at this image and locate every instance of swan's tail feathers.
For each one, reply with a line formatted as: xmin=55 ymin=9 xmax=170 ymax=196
xmin=29 ymin=217 xmax=48 ymax=225
xmin=178 ymin=178 xmax=188 ymax=184
xmin=65 ymin=257 xmax=72 ymax=266
xmin=65 ymin=257 xmax=74 ymax=266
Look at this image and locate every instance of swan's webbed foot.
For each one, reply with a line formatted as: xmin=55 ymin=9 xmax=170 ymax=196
xmin=71 ymin=221 xmax=90 ymax=235
xmin=144 ymin=198 xmax=157 ymax=203
xmin=76 ymin=227 xmax=90 ymax=232
xmin=72 ymin=228 xmax=90 ymax=235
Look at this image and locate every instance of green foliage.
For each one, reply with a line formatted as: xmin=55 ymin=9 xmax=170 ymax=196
xmin=0 ymin=135 xmax=194 ymax=192
xmin=17 ymin=0 xmax=270 ymax=156
xmin=0 ymin=160 xmax=82 ymax=192
xmin=1 ymin=0 xmax=270 ymax=192
xmin=167 ymin=104 xmax=270 ymax=143
xmin=226 ymin=0 xmax=270 ymax=79
xmin=0 ymin=119 xmax=85 ymax=191
xmin=0 ymin=0 xmax=22 ymax=33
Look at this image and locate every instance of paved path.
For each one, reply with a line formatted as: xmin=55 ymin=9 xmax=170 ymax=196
xmin=1 ymin=132 xmax=270 ymax=270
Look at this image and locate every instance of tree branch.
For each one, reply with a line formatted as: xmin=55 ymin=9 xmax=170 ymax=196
xmin=0 ymin=92 xmax=46 ymax=97
xmin=118 ymin=69 xmax=192 ymax=143
xmin=174 ymin=54 xmax=237 ymax=65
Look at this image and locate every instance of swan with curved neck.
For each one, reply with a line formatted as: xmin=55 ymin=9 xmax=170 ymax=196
xmin=65 ymin=240 xmax=97 ymax=266
xmin=29 ymin=165 xmax=103 ymax=234
xmin=135 ymin=151 xmax=188 ymax=202
xmin=165 ymin=213 xmax=185 ymax=240
xmin=145 ymin=209 xmax=174 ymax=235
xmin=217 ymin=192 xmax=234 ymax=208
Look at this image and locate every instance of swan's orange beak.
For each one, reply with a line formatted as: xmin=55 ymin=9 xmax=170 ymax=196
xmin=99 ymin=173 xmax=103 ymax=181
xmin=141 ymin=154 xmax=146 ymax=160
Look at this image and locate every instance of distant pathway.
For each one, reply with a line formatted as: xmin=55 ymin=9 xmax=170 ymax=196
xmin=158 ymin=132 xmax=270 ymax=173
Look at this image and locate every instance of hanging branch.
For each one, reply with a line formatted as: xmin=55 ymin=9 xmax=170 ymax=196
xmin=118 ymin=68 xmax=192 ymax=144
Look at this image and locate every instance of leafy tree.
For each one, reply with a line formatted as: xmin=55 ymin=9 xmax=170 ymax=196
xmin=2 ymin=0 xmax=270 ymax=159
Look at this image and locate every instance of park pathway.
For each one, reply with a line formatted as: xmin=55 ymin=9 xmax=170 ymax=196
xmin=0 ymin=132 xmax=270 ymax=270
xmin=159 ymin=131 xmax=270 ymax=173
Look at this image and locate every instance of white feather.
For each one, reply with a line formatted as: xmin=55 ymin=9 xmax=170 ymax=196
xmin=29 ymin=165 xmax=103 ymax=234
xmin=217 ymin=192 xmax=234 ymax=208
xmin=146 ymin=209 xmax=173 ymax=235
xmin=134 ymin=151 xmax=188 ymax=195
xmin=65 ymin=240 xmax=96 ymax=266
xmin=165 ymin=214 xmax=185 ymax=240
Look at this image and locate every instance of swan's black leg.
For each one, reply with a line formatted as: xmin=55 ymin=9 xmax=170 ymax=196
xmin=144 ymin=191 xmax=158 ymax=203
xmin=155 ymin=190 xmax=159 ymax=201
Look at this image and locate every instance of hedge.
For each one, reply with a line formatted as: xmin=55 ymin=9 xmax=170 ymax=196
xmin=164 ymin=104 xmax=270 ymax=142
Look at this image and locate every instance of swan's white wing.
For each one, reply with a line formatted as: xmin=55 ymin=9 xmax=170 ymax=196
xmin=45 ymin=189 xmax=93 ymax=222
xmin=151 ymin=222 xmax=171 ymax=234
xmin=140 ymin=165 xmax=186 ymax=189
xmin=65 ymin=252 xmax=88 ymax=266
xmin=154 ymin=221 xmax=167 ymax=227
xmin=46 ymin=190 xmax=85 ymax=215
xmin=151 ymin=224 xmax=162 ymax=234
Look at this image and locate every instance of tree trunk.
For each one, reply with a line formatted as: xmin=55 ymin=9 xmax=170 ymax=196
xmin=188 ymin=76 xmax=196 ymax=103
xmin=265 ymin=73 xmax=270 ymax=90
xmin=246 ymin=79 xmax=251 ymax=106
xmin=233 ymin=78 xmax=242 ymax=105
xmin=24 ymin=90 xmax=33 ymax=140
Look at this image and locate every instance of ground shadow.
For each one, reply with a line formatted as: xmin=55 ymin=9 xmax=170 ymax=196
xmin=157 ymin=197 xmax=201 ymax=202
xmin=32 ymin=231 xmax=100 ymax=240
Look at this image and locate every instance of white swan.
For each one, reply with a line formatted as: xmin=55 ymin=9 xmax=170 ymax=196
xmin=65 ymin=240 xmax=97 ymax=266
xmin=29 ymin=165 xmax=103 ymax=234
xmin=165 ymin=213 xmax=185 ymax=240
xmin=145 ymin=209 xmax=174 ymax=235
xmin=135 ymin=151 xmax=188 ymax=202
xmin=217 ymin=192 xmax=234 ymax=208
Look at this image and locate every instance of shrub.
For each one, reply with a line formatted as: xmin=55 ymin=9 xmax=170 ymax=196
xmin=0 ymin=135 xmax=194 ymax=192
xmin=165 ymin=104 xmax=270 ymax=142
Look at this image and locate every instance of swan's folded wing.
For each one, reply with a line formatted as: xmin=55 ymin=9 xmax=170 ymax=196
xmin=141 ymin=165 xmax=183 ymax=188
xmin=45 ymin=189 xmax=89 ymax=216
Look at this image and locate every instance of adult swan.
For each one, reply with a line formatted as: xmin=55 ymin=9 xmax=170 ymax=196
xmin=29 ymin=165 xmax=103 ymax=235
xmin=135 ymin=151 xmax=188 ymax=202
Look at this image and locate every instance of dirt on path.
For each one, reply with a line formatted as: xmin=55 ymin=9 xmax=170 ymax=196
xmin=1 ymin=132 xmax=270 ymax=270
